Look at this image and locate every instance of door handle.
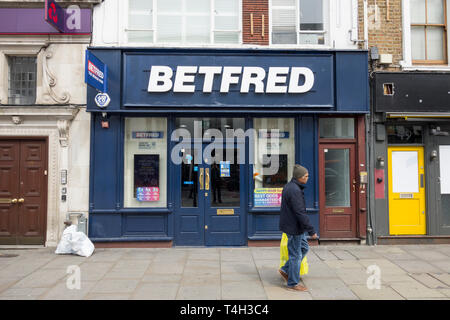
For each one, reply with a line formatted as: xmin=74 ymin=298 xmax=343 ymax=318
xmin=420 ymin=174 xmax=424 ymax=188
xmin=18 ymin=198 xmax=25 ymax=203
xmin=199 ymin=168 xmax=204 ymax=190
xmin=11 ymin=198 xmax=18 ymax=204
xmin=205 ymin=168 xmax=210 ymax=191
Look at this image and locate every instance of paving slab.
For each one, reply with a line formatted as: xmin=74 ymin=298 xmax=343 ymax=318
xmin=349 ymin=284 xmax=405 ymax=300
xmin=0 ymin=287 xmax=49 ymax=300
xmin=40 ymin=281 xmax=97 ymax=300
xmin=221 ymin=281 xmax=267 ymax=300
xmin=429 ymin=273 xmax=450 ymax=286
xmin=176 ymin=285 xmax=221 ymax=300
xmin=390 ymin=281 xmax=447 ymax=299
xmin=221 ymin=261 xmax=258 ymax=274
xmin=312 ymin=248 xmax=339 ymax=261
xmin=391 ymin=260 xmax=444 ymax=274
xmin=132 ymin=283 xmax=179 ymax=300
xmin=406 ymin=250 xmax=450 ymax=261
xmin=335 ymin=268 xmax=371 ymax=286
xmin=409 ymin=273 xmax=449 ymax=289
xmin=330 ymin=250 xmax=358 ymax=260
xmin=141 ymin=274 xmax=183 ymax=283
xmin=429 ymin=260 xmax=450 ymax=273
xmin=90 ymin=279 xmax=140 ymax=294
xmin=10 ymin=268 xmax=68 ymax=289
xmin=78 ymin=262 xmax=114 ymax=281
xmin=302 ymin=278 xmax=359 ymax=300
xmin=264 ymin=285 xmax=313 ymax=300
xmin=85 ymin=293 xmax=132 ymax=300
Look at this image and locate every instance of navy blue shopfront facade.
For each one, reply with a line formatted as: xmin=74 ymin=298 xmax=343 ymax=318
xmin=86 ymin=48 xmax=369 ymax=246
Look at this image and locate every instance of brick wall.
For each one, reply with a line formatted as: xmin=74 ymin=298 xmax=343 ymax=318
xmin=243 ymin=0 xmax=269 ymax=45
xmin=359 ymin=0 xmax=403 ymax=71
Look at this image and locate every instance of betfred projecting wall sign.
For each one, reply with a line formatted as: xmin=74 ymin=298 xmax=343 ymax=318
xmin=123 ymin=52 xmax=334 ymax=108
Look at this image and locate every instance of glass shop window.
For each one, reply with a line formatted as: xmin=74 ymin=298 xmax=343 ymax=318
xmin=124 ymin=118 xmax=167 ymax=208
xmin=319 ymin=118 xmax=355 ymax=139
xmin=253 ymin=118 xmax=295 ymax=207
xmin=387 ymin=125 xmax=423 ymax=144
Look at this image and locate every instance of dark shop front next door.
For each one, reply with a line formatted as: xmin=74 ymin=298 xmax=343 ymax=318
xmin=173 ymin=129 xmax=246 ymax=246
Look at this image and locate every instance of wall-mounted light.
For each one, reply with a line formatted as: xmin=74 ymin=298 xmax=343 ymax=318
xmin=377 ymin=156 xmax=385 ymax=168
xmin=101 ymin=112 xmax=109 ymax=129
xmin=430 ymin=150 xmax=438 ymax=161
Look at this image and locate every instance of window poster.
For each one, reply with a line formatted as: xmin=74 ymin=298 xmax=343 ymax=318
xmin=440 ymin=146 xmax=450 ymax=194
xmin=134 ymin=154 xmax=160 ymax=200
xmin=254 ymin=188 xmax=283 ymax=207
xmin=220 ymin=161 xmax=231 ymax=177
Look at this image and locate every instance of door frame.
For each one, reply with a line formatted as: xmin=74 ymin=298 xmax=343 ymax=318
xmin=0 ymin=137 xmax=48 ymax=245
xmin=318 ymin=143 xmax=358 ymax=238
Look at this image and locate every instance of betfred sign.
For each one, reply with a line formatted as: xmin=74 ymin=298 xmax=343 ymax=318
xmin=147 ymin=66 xmax=315 ymax=94
xmin=85 ymin=50 xmax=108 ymax=93
xmin=44 ymin=0 xmax=65 ymax=32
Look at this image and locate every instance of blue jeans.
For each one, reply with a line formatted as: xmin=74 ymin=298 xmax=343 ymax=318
xmin=281 ymin=232 xmax=309 ymax=287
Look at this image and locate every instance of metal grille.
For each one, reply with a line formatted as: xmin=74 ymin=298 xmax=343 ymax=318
xmin=8 ymin=56 xmax=37 ymax=105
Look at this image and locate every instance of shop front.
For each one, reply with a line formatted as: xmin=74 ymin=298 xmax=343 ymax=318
xmin=86 ymin=48 xmax=369 ymax=246
xmin=372 ymin=72 xmax=450 ymax=243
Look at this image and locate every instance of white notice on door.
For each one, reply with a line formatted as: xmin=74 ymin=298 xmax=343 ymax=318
xmin=392 ymin=151 xmax=419 ymax=193
xmin=439 ymin=146 xmax=450 ymax=194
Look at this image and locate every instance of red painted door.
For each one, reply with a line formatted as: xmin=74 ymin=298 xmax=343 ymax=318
xmin=0 ymin=139 xmax=47 ymax=245
xmin=319 ymin=144 xmax=357 ymax=238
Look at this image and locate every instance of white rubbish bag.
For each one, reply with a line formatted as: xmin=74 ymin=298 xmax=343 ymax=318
xmin=55 ymin=225 xmax=95 ymax=257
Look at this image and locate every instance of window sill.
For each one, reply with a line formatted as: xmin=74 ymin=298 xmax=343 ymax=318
xmin=401 ymin=63 xmax=450 ymax=72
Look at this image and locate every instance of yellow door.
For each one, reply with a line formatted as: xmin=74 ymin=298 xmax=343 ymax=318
xmin=388 ymin=147 xmax=426 ymax=235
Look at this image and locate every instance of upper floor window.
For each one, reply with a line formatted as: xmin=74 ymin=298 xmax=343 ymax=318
xmin=410 ymin=0 xmax=447 ymax=64
xmin=271 ymin=0 xmax=327 ymax=45
xmin=8 ymin=56 xmax=36 ymax=105
xmin=126 ymin=0 xmax=241 ymax=45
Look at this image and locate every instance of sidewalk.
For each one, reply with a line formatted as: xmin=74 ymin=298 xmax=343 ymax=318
xmin=1 ymin=244 xmax=450 ymax=300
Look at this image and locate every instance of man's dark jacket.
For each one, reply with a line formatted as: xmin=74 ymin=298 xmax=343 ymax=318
xmin=279 ymin=178 xmax=315 ymax=236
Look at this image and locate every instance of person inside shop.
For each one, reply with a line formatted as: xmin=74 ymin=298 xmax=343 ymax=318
xmin=211 ymin=163 xmax=222 ymax=203
xmin=279 ymin=164 xmax=318 ymax=291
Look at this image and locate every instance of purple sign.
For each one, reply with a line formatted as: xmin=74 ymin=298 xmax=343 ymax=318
xmin=0 ymin=9 xmax=91 ymax=34
xmin=45 ymin=0 xmax=65 ymax=32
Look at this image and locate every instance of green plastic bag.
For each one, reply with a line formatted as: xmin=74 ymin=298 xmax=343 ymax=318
xmin=279 ymin=233 xmax=309 ymax=275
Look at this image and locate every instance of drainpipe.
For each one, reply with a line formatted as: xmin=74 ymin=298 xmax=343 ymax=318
xmin=363 ymin=0 xmax=369 ymax=50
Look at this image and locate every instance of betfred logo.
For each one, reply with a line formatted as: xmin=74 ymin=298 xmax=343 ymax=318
xmin=88 ymin=60 xmax=104 ymax=81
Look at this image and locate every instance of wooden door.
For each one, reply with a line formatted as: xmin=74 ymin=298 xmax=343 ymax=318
xmin=0 ymin=139 xmax=47 ymax=245
xmin=319 ymin=144 xmax=357 ymax=238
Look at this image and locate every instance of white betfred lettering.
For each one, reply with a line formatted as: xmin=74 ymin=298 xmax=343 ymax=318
xmin=266 ymin=67 xmax=289 ymax=93
xmin=146 ymin=65 xmax=315 ymax=94
xmin=198 ymin=66 xmax=222 ymax=93
xmin=148 ymin=66 xmax=173 ymax=92
xmin=173 ymin=66 xmax=197 ymax=93
xmin=240 ymin=67 xmax=266 ymax=93
xmin=220 ymin=67 xmax=242 ymax=93
xmin=289 ymin=67 xmax=314 ymax=93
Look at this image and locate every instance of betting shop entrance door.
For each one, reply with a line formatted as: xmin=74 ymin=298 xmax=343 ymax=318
xmin=173 ymin=120 xmax=246 ymax=246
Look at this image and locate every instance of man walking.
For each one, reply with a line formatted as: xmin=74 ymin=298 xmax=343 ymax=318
xmin=279 ymin=164 xmax=318 ymax=291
